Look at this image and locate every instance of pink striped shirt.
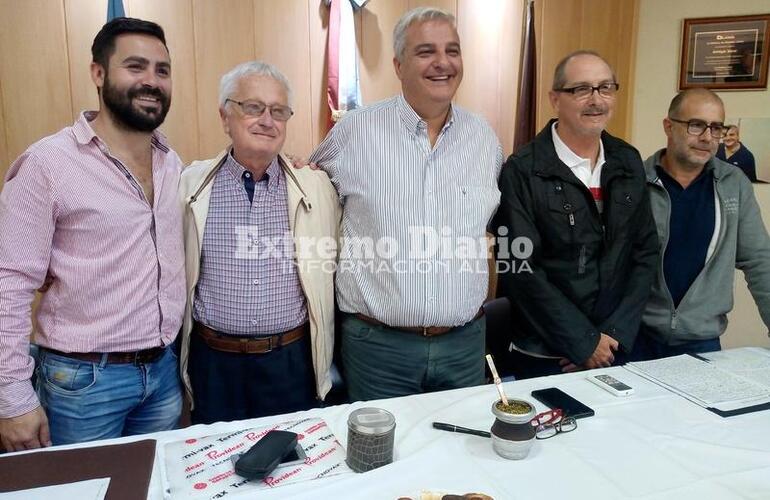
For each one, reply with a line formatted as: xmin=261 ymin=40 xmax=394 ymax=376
xmin=0 ymin=112 xmax=186 ymax=418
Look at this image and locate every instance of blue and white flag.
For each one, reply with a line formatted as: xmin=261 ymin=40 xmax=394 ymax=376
xmin=107 ymin=0 xmax=125 ymax=21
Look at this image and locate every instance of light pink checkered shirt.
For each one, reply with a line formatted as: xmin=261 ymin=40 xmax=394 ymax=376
xmin=0 ymin=112 xmax=186 ymax=418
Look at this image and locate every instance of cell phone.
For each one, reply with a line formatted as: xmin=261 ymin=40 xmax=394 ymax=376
xmin=231 ymin=430 xmax=299 ymax=480
xmin=531 ymin=387 xmax=595 ymax=419
xmin=587 ymin=373 xmax=634 ymax=396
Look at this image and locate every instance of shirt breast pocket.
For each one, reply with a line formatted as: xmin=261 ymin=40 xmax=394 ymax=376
xmin=609 ymin=187 xmax=641 ymax=234
xmin=454 ymin=185 xmax=500 ymax=236
xmin=544 ymin=191 xmax=587 ymax=248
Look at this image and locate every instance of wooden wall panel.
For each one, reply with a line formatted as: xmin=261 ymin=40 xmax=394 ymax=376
xmin=308 ymin=0 xmax=331 ymax=147
xmin=456 ymin=0 xmax=518 ymax=154
xmin=534 ymin=0 xmax=582 ymax=132
xmin=192 ymin=0 xmax=256 ymax=159
xmin=128 ymin=0 xmax=199 ymax=163
xmin=408 ymin=0 xmax=456 ymax=15
xmin=63 ymin=0 xmax=104 ymax=123
xmin=534 ymin=0 xmax=637 ymax=140
xmin=612 ymin=0 xmax=638 ymax=139
xmin=0 ymin=78 xmax=8 ymax=176
xmin=0 ymin=0 xmax=638 ymax=168
xmin=254 ymin=0 xmax=314 ymax=157
xmin=495 ymin=0 xmax=521 ymax=157
xmin=360 ymin=0 xmax=408 ymax=104
xmin=579 ymin=0 xmax=637 ymax=140
xmin=0 ymin=0 xmax=73 ymax=164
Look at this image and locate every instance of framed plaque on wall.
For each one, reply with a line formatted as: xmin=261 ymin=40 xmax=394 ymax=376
xmin=679 ymin=14 xmax=770 ymax=90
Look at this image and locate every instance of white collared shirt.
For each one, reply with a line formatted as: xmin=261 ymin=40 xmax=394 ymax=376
xmin=552 ymin=121 xmax=606 ymax=212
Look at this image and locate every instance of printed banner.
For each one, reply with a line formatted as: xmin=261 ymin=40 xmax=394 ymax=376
xmin=162 ymin=418 xmax=351 ymax=498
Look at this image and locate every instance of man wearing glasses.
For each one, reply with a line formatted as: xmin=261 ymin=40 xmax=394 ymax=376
xmin=178 ymin=61 xmax=341 ymax=423
xmin=493 ymin=50 xmax=658 ymax=378
xmin=637 ymin=88 xmax=770 ymax=360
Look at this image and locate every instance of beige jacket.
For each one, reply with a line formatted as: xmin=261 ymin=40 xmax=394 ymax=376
xmin=178 ymin=150 xmax=341 ymax=407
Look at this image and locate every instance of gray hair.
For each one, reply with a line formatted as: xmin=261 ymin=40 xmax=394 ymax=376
xmin=392 ymin=7 xmax=456 ymax=63
xmin=552 ymin=50 xmax=616 ymax=90
xmin=218 ymin=60 xmax=293 ymax=109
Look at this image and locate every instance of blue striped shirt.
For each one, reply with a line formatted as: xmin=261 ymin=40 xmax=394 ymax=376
xmin=310 ymin=95 xmax=502 ymax=327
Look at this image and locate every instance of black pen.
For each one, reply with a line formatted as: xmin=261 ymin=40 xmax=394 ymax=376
xmin=432 ymin=422 xmax=491 ymax=438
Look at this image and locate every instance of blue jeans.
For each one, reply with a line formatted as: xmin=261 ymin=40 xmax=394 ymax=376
xmin=36 ymin=346 xmax=182 ymax=446
xmin=341 ymin=314 xmax=486 ymax=401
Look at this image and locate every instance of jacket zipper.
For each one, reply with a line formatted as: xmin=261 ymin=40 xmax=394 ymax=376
xmin=652 ymin=179 xmax=678 ymax=330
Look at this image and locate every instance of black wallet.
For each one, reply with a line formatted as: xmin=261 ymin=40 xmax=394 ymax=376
xmin=233 ymin=430 xmax=299 ymax=480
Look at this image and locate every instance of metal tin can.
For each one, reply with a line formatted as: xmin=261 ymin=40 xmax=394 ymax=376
xmin=346 ymin=407 xmax=396 ymax=473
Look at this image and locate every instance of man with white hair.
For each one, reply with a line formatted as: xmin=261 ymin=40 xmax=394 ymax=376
xmin=179 ymin=61 xmax=341 ymax=424
xmin=310 ymin=7 xmax=502 ymax=401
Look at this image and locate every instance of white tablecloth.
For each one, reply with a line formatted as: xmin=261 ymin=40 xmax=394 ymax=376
xmin=11 ymin=367 xmax=770 ymax=499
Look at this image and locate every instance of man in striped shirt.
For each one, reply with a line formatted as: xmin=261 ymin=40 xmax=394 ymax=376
xmin=0 ymin=18 xmax=185 ymax=450
xmin=310 ymin=7 xmax=503 ymax=401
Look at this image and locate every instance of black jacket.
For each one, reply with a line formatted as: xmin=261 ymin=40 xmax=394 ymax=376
xmin=492 ymin=121 xmax=658 ymax=363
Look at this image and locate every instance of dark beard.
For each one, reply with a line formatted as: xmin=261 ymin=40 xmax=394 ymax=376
xmin=101 ymin=73 xmax=170 ymax=132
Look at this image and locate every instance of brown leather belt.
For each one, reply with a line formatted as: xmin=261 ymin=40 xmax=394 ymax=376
xmin=43 ymin=346 xmax=166 ymax=365
xmin=354 ymin=309 xmax=484 ymax=337
xmin=194 ymin=322 xmax=308 ymax=354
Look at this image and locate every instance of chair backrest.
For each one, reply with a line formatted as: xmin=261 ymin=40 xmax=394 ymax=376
xmin=483 ymin=297 xmax=516 ymax=380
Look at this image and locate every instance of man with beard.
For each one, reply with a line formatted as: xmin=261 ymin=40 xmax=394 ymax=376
xmin=492 ymin=51 xmax=658 ymax=378
xmin=0 ymin=18 xmax=185 ymax=450
xmin=637 ymin=89 xmax=770 ymax=359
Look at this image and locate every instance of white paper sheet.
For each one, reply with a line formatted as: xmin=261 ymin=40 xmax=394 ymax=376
xmin=625 ymin=350 xmax=770 ymax=411
xmin=0 ymin=477 xmax=109 ymax=500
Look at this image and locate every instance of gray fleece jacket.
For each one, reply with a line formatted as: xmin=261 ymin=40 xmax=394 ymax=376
xmin=642 ymin=149 xmax=770 ymax=345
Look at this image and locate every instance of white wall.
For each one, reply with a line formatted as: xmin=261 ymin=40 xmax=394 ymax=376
xmin=632 ymin=0 xmax=770 ymax=349
xmin=632 ymin=0 xmax=770 ymax=159
xmin=725 ymin=185 xmax=770 ymax=349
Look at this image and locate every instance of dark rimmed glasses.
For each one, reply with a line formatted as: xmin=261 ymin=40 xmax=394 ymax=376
xmin=225 ymin=98 xmax=294 ymax=121
xmin=531 ymin=408 xmax=577 ymax=440
xmin=667 ymin=117 xmax=726 ymax=139
xmin=554 ymin=82 xmax=619 ymax=100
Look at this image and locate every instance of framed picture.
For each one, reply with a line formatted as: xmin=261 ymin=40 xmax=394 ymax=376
xmin=679 ymin=14 xmax=770 ymax=90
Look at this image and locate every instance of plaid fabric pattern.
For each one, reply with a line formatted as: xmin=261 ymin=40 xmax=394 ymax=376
xmin=193 ymin=153 xmax=307 ymax=336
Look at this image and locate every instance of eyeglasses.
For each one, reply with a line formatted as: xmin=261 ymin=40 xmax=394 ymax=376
xmin=530 ymin=408 xmax=577 ymax=440
xmin=668 ymin=117 xmax=725 ymax=139
xmin=554 ymin=82 xmax=619 ymax=100
xmin=225 ymin=99 xmax=294 ymax=121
